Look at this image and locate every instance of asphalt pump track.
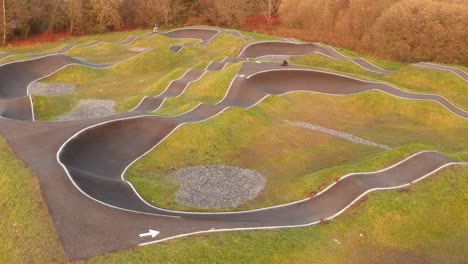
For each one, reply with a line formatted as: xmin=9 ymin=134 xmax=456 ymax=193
xmin=0 ymin=27 xmax=467 ymax=260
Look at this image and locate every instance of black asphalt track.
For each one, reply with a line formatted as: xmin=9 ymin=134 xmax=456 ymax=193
xmin=414 ymin=62 xmax=468 ymax=82
xmin=57 ymin=61 xmax=468 ymax=219
xmin=163 ymin=28 xmax=221 ymax=45
xmin=0 ymin=47 xmax=153 ymax=120
xmin=239 ymin=41 xmax=392 ymax=74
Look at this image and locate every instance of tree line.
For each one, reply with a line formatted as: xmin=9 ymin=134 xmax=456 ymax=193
xmin=1 ymin=0 xmax=466 ymax=65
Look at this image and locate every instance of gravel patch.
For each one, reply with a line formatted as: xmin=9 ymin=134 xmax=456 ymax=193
xmin=129 ymin=47 xmax=150 ymax=52
xmin=169 ymin=165 xmax=266 ymax=208
xmin=56 ymin=99 xmax=115 ymax=121
xmin=28 ymin=82 xmax=75 ymax=96
xmin=285 ymin=120 xmax=391 ymax=150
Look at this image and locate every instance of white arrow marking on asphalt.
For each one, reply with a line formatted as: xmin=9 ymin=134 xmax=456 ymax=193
xmin=139 ymin=229 xmax=160 ymax=238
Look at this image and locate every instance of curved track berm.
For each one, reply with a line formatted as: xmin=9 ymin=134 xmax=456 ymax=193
xmin=0 ymin=48 xmax=154 ymax=120
xmin=58 ymin=62 xmax=468 ymax=218
xmin=239 ymin=41 xmax=468 ymax=80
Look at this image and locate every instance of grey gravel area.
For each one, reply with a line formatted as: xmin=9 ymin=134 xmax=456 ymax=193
xmin=28 ymin=82 xmax=75 ymax=96
xmin=169 ymin=165 xmax=266 ymax=208
xmin=56 ymin=99 xmax=115 ymax=121
xmin=285 ymin=120 xmax=391 ymax=150
xmin=129 ymin=47 xmax=150 ymax=52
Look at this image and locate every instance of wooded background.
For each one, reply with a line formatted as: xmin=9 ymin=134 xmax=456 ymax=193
xmin=1 ymin=0 xmax=467 ymax=65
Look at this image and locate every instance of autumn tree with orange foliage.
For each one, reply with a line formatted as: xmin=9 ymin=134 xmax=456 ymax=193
xmin=368 ymin=0 xmax=468 ymax=64
xmin=277 ymin=0 xmax=467 ymax=64
xmin=0 ymin=0 xmax=466 ymax=65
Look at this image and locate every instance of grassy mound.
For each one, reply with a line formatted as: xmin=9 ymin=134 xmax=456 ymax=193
xmin=291 ymin=54 xmax=468 ymax=111
xmin=126 ymin=90 xmax=468 ymax=212
xmin=66 ymin=43 xmax=141 ymax=64
xmin=93 ymin=165 xmax=468 ymax=264
xmin=33 ymin=33 xmax=246 ymax=120
xmin=3 ymin=130 xmax=465 ymax=263
xmin=155 ymin=62 xmax=242 ymax=115
xmin=1 ymin=28 xmax=467 ymax=263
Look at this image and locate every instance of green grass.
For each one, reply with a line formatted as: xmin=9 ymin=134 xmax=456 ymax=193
xmin=32 ymin=95 xmax=77 ymax=121
xmin=2 ymin=132 xmax=466 ymax=263
xmin=291 ymin=54 xmax=468 ymax=111
xmin=2 ymin=28 xmax=468 ymax=263
xmin=0 ymin=42 xmax=74 ymax=55
xmin=128 ymin=34 xmax=199 ymax=48
xmin=155 ymin=62 xmax=242 ymax=116
xmin=382 ymin=65 xmax=468 ymax=111
xmin=128 ymin=105 xmax=385 ymax=212
xmin=0 ymin=137 xmax=65 ymax=263
xmin=126 ymin=90 xmax=468 ymax=211
xmin=118 ymin=67 xmax=190 ymax=112
xmin=34 ymin=48 xmax=194 ymax=119
xmin=0 ymin=30 xmax=154 ymax=65
xmin=238 ymin=30 xmax=281 ymax=41
xmin=0 ymin=30 xmax=151 ymax=54
xmin=33 ymin=33 xmax=246 ymax=120
xmin=90 ymin=165 xmax=468 ymax=263
xmin=291 ymin=53 xmax=384 ymax=79
xmin=333 ymin=46 xmax=408 ymax=71
xmin=66 ymin=43 xmax=140 ymax=64
xmin=179 ymin=33 xmax=246 ymax=61
xmin=0 ymin=54 xmax=33 ymax=64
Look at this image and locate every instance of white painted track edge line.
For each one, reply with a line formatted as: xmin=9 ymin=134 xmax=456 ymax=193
xmin=1 ymin=29 xmax=157 ymax=65
xmin=55 ymin=116 xmax=181 ymax=219
xmin=138 ymin=222 xmax=323 ymax=246
xmin=150 ymin=70 xmax=209 ymax=113
xmin=130 ymin=68 xmax=193 ymax=112
xmin=134 ymin=59 xmax=237 ymax=113
xmin=315 ymin=43 xmax=390 ymax=72
xmin=138 ymin=161 xmax=462 ymax=246
xmin=57 ymin=83 xmax=465 ymax=216
xmin=325 ymin=162 xmax=460 ymax=221
xmin=129 ymin=96 xmax=149 ymax=112
xmin=250 ymin=88 xmax=467 ymax=121
xmin=240 ymin=41 xmax=389 ymax=74
xmin=0 ymin=33 xmax=152 ymax=67
xmin=29 ymin=95 xmax=35 ymax=121
xmin=421 ymin=62 xmax=468 ymax=75
xmin=131 ymin=66 xmax=210 ymax=113
xmin=7 ymin=49 xmax=154 ymax=123
xmin=414 ymin=63 xmax=467 ymax=83
xmin=238 ymin=41 xmax=301 ymax=57
xmin=245 ymin=68 xmax=468 ymax=119
xmin=337 ymin=151 xmax=439 ymax=181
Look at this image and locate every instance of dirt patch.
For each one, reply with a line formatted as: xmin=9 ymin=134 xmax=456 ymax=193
xmin=28 ymin=82 xmax=75 ymax=96
xmin=56 ymin=99 xmax=115 ymax=121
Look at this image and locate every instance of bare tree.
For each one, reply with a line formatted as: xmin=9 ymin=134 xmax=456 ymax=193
xmin=89 ymin=0 xmax=123 ymax=32
xmin=214 ymin=0 xmax=254 ymax=27
xmin=63 ymin=0 xmax=84 ymax=35
xmin=260 ymin=0 xmax=281 ymax=24
xmin=2 ymin=0 xmax=5 ymax=46
xmin=47 ymin=0 xmax=64 ymax=32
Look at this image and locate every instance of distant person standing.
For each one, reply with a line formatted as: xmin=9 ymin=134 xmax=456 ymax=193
xmin=281 ymin=60 xmax=288 ymax=66
xmin=153 ymin=24 xmax=159 ymax=33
